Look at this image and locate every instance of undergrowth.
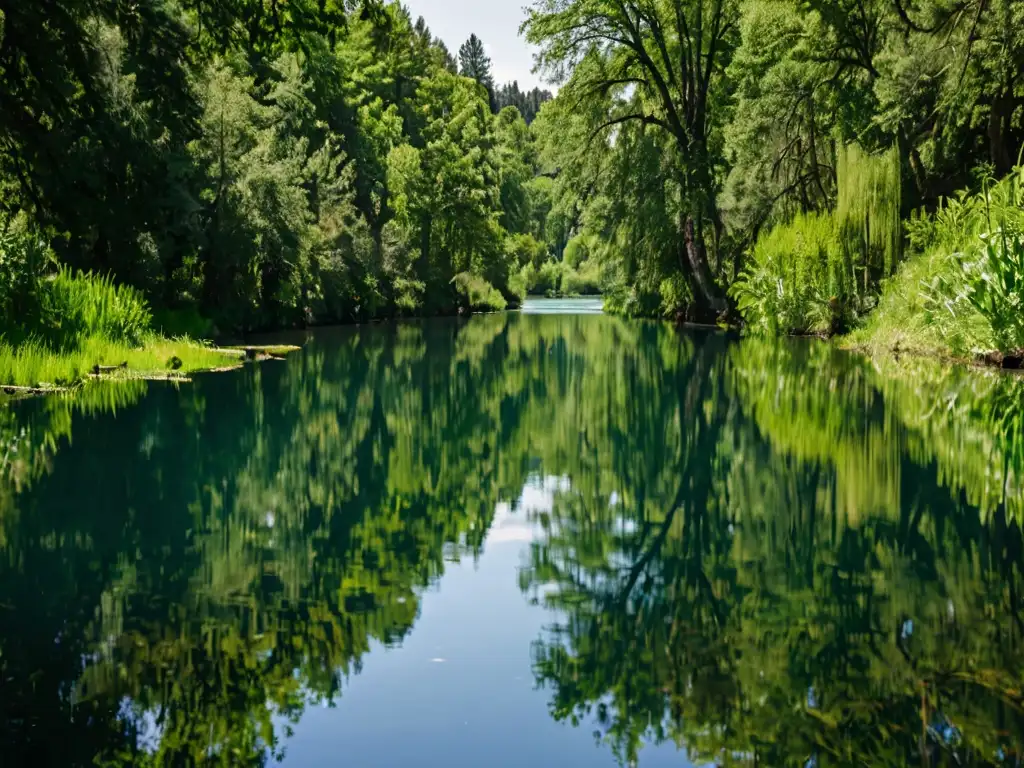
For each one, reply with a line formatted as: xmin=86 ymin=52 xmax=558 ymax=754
xmin=519 ymin=259 xmax=604 ymax=297
xmin=0 ymin=224 xmax=243 ymax=388
xmin=453 ymin=272 xmax=507 ymax=312
xmin=732 ymin=144 xmax=900 ymax=336
xmin=851 ymin=166 xmax=1024 ymax=357
xmin=731 ymin=212 xmax=852 ymax=335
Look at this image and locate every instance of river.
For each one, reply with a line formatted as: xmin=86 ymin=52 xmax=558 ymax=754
xmin=1 ymin=300 xmax=1023 ymax=766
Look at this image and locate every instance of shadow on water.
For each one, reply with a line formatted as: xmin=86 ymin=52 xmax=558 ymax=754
xmin=1 ymin=312 xmax=1023 ymax=766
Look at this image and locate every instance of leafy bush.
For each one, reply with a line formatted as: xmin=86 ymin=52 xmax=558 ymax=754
xmin=505 ymin=233 xmax=547 ymax=269
xmin=561 ymin=260 xmax=603 ymax=296
xmin=0 ymin=217 xmax=53 ymax=338
xmin=535 ymin=260 xmax=563 ymax=295
xmin=854 ymin=166 xmax=1024 ymax=355
xmin=507 ymin=269 xmax=527 ymax=302
xmin=731 ymin=212 xmax=854 ymax=335
xmin=733 ymin=144 xmax=903 ymax=336
xmin=601 ymin=281 xmax=664 ymax=317
xmin=453 ymin=272 xmax=507 ymax=312
xmin=962 ymin=230 xmax=1024 ymax=350
xmin=563 ymin=234 xmax=592 ymax=269
xmin=656 ymin=273 xmax=690 ymax=317
xmin=519 ymin=259 xmax=564 ymax=295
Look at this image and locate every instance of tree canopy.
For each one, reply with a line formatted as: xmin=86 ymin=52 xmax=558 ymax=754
xmin=3 ymin=0 xmax=1021 ymax=339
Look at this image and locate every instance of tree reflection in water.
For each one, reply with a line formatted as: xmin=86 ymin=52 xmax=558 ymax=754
xmin=1 ymin=314 xmax=1022 ymax=766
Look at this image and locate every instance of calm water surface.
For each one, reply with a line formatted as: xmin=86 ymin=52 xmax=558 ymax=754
xmin=2 ymin=303 xmax=1024 ymax=766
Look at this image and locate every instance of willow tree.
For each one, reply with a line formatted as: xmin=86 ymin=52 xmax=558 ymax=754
xmin=523 ymin=0 xmax=739 ymax=317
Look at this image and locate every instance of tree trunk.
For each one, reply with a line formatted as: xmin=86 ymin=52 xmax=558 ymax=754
xmin=897 ymin=123 xmax=928 ymax=213
xmin=989 ymin=94 xmax=1013 ymax=177
xmin=681 ymin=214 xmax=727 ymax=322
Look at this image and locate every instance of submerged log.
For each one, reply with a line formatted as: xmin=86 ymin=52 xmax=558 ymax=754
xmin=92 ymin=362 xmax=129 ymax=375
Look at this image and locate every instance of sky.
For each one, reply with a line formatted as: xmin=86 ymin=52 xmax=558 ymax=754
xmin=399 ymin=0 xmax=550 ymax=92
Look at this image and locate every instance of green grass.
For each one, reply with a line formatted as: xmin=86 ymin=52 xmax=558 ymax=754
xmin=843 ymin=247 xmax=993 ymax=358
xmin=3 ymin=266 xmax=154 ymax=350
xmin=847 ymin=165 xmax=1024 ymax=358
xmin=0 ymin=334 xmax=246 ymax=390
xmin=0 ymin=258 xmax=260 ymax=391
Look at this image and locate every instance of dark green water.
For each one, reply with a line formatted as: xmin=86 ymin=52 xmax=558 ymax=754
xmin=2 ymin=306 xmax=1023 ymax=767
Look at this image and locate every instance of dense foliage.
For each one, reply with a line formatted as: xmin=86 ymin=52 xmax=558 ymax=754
xmin=0 ymin=0 xmax=558 ymax=346
xmin=523 ymin=0 xmax=1024 ymax=346
xmin=2 ymin=0 xmax=1023 ymax=356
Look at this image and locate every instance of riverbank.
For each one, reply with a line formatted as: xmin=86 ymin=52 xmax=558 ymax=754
xmin=0 ymin=336 xmax=298 ymax=399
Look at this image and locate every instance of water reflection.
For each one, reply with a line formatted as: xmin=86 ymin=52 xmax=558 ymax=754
xmin=1 ymin=313 xmax=1023 ymax=766
xmin=523 ymin=340 xmax=1024 ymax=766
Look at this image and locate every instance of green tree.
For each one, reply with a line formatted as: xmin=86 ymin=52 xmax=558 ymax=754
xmin=524 ymin=0 xmax=740 ymax=317
xmin=387 ymin=70 xmax=509 ymax=306
xmin=494 ymin=106 xmax=538 ymax=235
xmin=458 ymin=33 xmax=495 ymax=109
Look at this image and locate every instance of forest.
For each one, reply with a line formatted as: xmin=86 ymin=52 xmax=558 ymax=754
xmin=1 ymin=0 xmax=1023 ymax=387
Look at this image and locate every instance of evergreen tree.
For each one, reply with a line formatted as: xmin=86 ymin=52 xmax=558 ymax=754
xmin=458 ymin=33 xmax=495 ymax=109
xmin=494 ymin=81 xmax=553 ymax=124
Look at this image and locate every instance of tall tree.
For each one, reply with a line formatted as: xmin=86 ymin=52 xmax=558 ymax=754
xmin=494 ymin=81 xmax=554 ymax=123
xmin=458 ymin=33 xmax=495 ymax=109
xmin=524 ymin=0 xmax=740 ymax=317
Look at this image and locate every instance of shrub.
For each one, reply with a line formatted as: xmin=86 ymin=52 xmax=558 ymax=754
xmin=601 ymin=281 xmax=663 ymax=317
xmin=519 ymin=259 xmax=564 ymax=295
xmin=0 ymin=216 xmax=53 ymax=340
xmin=505 ymin=233 xmax=547 ymax=269
xmin=656 ymin=273 xmax=690 ymax=317
xmin=453 ymin=272 xmax=507 ymax=312
xmin=733 ymin=143 xmax=901 ymax=336
xmin=853 ymin=166 xmax=1024 ymax=355
xmin=562 ymin=234 xmax=591 ymax=269
xmin=507 ymin=269 xmax=527 ymax=302
xmin=961 ymin=229 xmax=1024 ymax=350
xmin=732 ymin=212 xmax=854 ymax=335
xmin=562 ymin=260 xmax=603 ymax=296
xmin=534 ymin=260 xmax=563 ymax=295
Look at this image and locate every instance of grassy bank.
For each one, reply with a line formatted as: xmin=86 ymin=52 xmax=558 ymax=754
xmin=0 ymin=336 xmax=261 ymax=392
xmin=0 ymin=246 xmax=296 ymax=393
xmin=844 ymin=166 xmax=1024 ymax=366
xmin=729 ymin=151 xmax=1024 ymax=369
